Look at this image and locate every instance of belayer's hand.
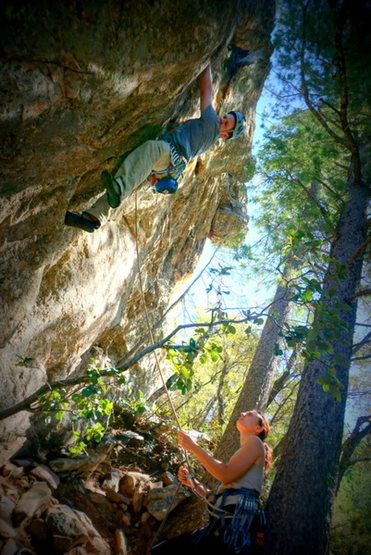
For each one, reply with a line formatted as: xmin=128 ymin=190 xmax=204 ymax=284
xmin=178 ymin=430 xmax=198 ymax=452
xmin=177 ymin=464 xmax=193 ymax=488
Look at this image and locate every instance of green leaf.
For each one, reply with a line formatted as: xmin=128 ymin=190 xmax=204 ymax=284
xmin=70 ymin=442 xmax=87 ymax=454
xmin=81 ymin=386 xmax=97 ymax=397
xmin=303 ymin=290 xmax=313 ymax=301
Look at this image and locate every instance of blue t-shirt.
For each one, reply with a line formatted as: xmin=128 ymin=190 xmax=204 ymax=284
xmin=161 ymin=105 xmax=220 ymax=161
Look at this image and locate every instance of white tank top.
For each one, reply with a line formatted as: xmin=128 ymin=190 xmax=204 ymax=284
xmin=215 ymin=463 xmax=264 ymax=507
xmin=223 ymin=463 xmax=264 ymax=492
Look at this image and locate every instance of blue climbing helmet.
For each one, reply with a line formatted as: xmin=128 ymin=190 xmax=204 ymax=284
xmin=227 ymin=110 xmax=246 ymax=140
xmin=154 ymin=176 xmax=178 ymax=194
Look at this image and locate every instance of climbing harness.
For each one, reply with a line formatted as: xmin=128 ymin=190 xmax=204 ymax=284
xmin=151 ymin=143 xmax=187 ymax=195
xmin=194 ymin=487 xmax=266 ymax=553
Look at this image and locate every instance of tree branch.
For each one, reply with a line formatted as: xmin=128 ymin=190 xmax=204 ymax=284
xmin=348 ymin=288 xmax=371 ymax=301
xmin=299 ymin=2 xmax=354 ymax=151
xmin=336 ymin=415 xmax=371 ymax=492
xmin=315 ymin=178 xmax=345 ymax=203
xmin=352 ymin=332 xmax=371 ymax=354
xmin=351 ymin=354 xmax=371 ymax=363
xmin=0 ymin=314 xmax=266 ymax=422
xmin=116 ymin=248 xmax=219 ymax=367
xmin=290 ymin=174 xmax=332 ymax=226
xmin=267 ymin=346 xmax=302 ymax=406
xmin=347 ymin=237 xmax=371 ymax=264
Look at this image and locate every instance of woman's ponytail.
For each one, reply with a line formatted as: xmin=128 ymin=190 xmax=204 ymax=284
xmin=257 ymin=413 xmax=273 ymax=470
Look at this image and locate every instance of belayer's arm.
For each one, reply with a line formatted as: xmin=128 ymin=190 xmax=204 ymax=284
xmin=178 ymin=430 xmax=262 ymax=485
xmin=178 ymin=464 xmax=208 ymax=498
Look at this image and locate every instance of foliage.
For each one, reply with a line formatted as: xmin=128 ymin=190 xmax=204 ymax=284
xmin=250 ymin=111 xmax=346 ymax=265
xmin=165 ymin=328 xmax=224 ymax=395
xmin=38 ymin=359 xmax=117 ymax=453
xmin=158 ymin=322 xmax=259 ymax=442
xmin=330 ymin=440 xmax=371 ymax=554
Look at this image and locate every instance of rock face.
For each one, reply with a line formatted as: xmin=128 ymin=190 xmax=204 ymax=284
xmin=0 ymin=0 xmax=275 ymax=458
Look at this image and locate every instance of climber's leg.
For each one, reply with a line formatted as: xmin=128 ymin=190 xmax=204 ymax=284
xmin=105 ymin=140 xmax=171 ymax=208
xmin=64 ymin=140 xmax=171 ymax=231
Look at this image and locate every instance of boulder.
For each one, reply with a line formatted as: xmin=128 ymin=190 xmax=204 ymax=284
xmin=144 ymin=485 xmax=188 ymax=521
xmin=105 ymin=490 xmax=130 ymax=505
xmin=0 ymin=0 xmax=275 ymax=461
xmin=101 ymin=471 xmax=122 ymax=493
xmin=0 ymin=518 xmax=17 ymax=538
xmin=119 ymin=472 xmax=152 ymax=497
xmin=45 ymin=504 xmax=110 ymax=554
xmin=29 ymin=465 xmax=60 ymax=490
xmin=114 ymin=529 xmax=128 ymax=555
xmin=13 ymin=482 xmax=52 ymax=525
xmin=49 ymin=454 xmax=106 ymax=474
xmin=0 ymin=497 xmax=15 ymax=520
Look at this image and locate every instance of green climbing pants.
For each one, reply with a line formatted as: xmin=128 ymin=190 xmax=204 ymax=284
xmin=116 ymin=139 xmax=171 ymax=193
xmin=88 ymin=140 xmax=171 ymax=221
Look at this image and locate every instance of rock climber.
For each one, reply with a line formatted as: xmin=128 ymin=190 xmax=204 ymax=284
xmin=65 ymin=64 xmax=246 ymax=232
xmin=151 ymin=409 xmax=272 ymax=554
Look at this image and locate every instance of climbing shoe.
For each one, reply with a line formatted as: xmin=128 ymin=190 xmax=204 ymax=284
xmin=64 ymin=211 xmax=101 ymax=233
xmin=101 ymin=170 xmax=125 ymax=208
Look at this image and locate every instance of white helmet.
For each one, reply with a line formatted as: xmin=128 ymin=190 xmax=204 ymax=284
xmin=228 ymin=111 xmax=246 ymax=140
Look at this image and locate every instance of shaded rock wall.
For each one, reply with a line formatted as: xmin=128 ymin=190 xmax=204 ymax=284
xmin=0 ymin=0 xmax=275 ymax=459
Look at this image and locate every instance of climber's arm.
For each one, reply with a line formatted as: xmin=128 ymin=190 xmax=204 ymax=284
xmin=200 ymin=64 xmax=213 ymax=111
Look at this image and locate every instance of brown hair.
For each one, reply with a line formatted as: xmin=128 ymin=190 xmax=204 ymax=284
xmin=256 ymin=412 xmax=273 ymax=470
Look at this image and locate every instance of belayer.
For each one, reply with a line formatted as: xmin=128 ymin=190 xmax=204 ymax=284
xmin=65 ymin=64 xmax=246 ymax=232
xmin=152 ymin=410 xmax=272 ymax=554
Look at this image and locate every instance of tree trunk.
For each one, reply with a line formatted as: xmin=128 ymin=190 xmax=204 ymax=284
xmin=266 ymin=152 xmax=368 ymax=554
xmin=216 ymin=363 xmax=228 ymax=424
xmin=213 ymin=262 xmax=297 ymax=463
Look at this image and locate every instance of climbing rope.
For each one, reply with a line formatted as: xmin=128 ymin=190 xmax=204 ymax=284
xmin=133 ymin=193 xmax=233 ymax=552
xmin=133 ymin=193 xmax=197 ymax=552
xmin=133 ymin=193 xmax=185 ymax=439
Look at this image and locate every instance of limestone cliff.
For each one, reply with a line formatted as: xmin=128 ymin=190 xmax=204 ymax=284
xmin=0 ymin=0 xmax=275 ymax=459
